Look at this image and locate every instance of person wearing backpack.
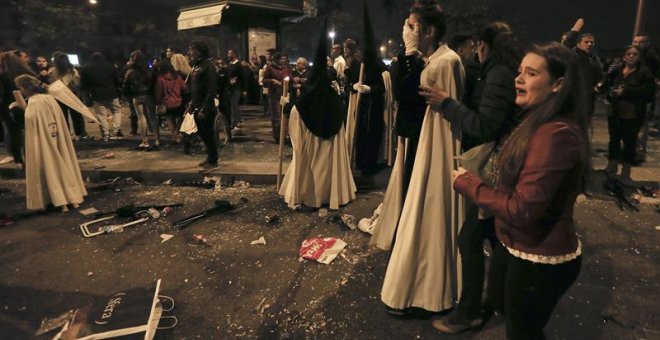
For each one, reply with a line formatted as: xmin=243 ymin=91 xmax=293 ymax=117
xmin=155 ymin=60 xmax=187 ymax=144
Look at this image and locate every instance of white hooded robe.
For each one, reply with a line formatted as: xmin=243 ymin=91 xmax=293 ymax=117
xmin=25 ymin=94 xmax=87 ymax=210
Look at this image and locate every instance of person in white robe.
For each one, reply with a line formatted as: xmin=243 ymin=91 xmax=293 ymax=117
xmin=279 ymin=23 xmax=356 ymax=210
xmin=377 ymin=2 xmax=466 ymax=314
xmin=15 ymin=74 xmax=87 ymax=212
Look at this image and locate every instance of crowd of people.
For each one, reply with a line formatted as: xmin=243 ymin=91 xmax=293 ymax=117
xmin=1 ymin=0 xmax=659 ymax=338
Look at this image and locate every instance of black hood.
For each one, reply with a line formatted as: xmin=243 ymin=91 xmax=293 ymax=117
xmin=295 ymin=20 xmax=344 ymax=139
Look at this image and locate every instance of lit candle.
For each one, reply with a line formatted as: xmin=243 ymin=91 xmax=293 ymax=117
xmin=283 ymin=77 xmax=290 ymax=97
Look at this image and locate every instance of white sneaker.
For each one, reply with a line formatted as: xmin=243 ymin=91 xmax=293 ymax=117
xmin=0 ymin=156 xmax=14 ymax=164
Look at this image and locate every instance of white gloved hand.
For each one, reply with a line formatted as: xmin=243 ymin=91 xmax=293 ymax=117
xmin=352 ymin=83 xmax=371 ymax=94
xmin=402 ymin=19 xmax=420 ymax=56
xmin=279 ymin=96 xmax=290 ymax=107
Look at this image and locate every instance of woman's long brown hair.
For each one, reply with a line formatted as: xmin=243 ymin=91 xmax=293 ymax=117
xmin=497 ymin=42 xmax=591 ymax=190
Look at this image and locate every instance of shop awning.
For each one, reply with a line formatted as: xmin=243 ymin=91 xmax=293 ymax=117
xmin=177 ymin=4 xmax=225 ymax=31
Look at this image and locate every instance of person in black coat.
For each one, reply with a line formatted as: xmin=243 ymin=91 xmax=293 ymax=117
xmin=81 ymin=52 xmax=122 ymax=140
xmin=226 ymin=49 xmax=247 ymax=129
xmin=187 ymin=41 xmax=218 ymax=168
xmin=561 ymin=18 xmax=603 ymax=118
xmin=603 ymin=45 xmax=656 ymax=179
xmin=423 ymin=21 xmax=522 ymax=334
xmin=215 ymin=56 xmax=232 ymax=143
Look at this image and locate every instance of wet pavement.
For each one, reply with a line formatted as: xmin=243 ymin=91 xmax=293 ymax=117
xmin=0 ymin=101 xmax=659 ymax=339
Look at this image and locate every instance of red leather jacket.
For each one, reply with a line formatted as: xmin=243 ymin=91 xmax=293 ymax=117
xmin=454 ymin=119 xmax=587 ymax=256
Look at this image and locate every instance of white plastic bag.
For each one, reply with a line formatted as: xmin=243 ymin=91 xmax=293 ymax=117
xmin=179 ymin=112 xmax=197 ymax=135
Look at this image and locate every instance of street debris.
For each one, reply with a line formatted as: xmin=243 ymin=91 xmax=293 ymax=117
xmin=265 ymin=214 xmax=280 ymax=224
xmin=233 ymin=180 xmax=251 ymax=189
xmin=87 ymin=271 xmax=94 ymax=276
xmin=193 ymin=234 xmax=212 ymax=247
xmin=255 ymin=297 xmax=270 ymax=314
xmin=160 ymin=234 xmax=174 ymax=243
xmin=78 ymin=207 xmax=98 ymax=216
xmin=318 ymin=208 xmax=329 ymax=218
xmin=340 ymin=214 xmax=358 ymax=230
xmin=36 ymin=310 xmax=76 ymax=336
xmin=299 ymin=237 xmax=347 ymax=264
xmin=358 ymin=203 xmax=382 ymax=234
xmin=80 ymin=203 xmax=183 ymax=237
xmin=325 ymin=213 xmax=357 ymax=230
xmin=174 ymin=199 xmax=235 ymax=230
xmin=163 ymin=179 xmax=174 ymax=185
xmin=655 ymin=225 xmax=660 ymax=231
xmin=101 ymin=152 xmax=115 ymax=159
xmin=250 ymin=236 xmax=267 ymax=245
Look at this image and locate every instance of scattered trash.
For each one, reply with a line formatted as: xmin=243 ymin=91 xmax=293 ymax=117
xmin=265 ymin=214 xmax=280 ymax=224
xmin=340 ymin=251 xmax=359 ymax=265
xmin=80 ymin=203 xmax=182 ymax=238
xmin=233 ymin=180 xmax=251 ymax=188
xmin=193 ymin=234 xmax=212 ymax=247
xmin=163 ymin=179 xmax=174 ymax=185
xmin=655 ymin=225 xmax=660 ymax=231
xmin=250 ymin=236 xmax=267 ymax=245
xmin=174 ymin=200 xmax=234 ymax=230
xmin=358 ymin=203 xmax=382 ymax=234
xmin=36 ymin=310 xmax=76 ymax=336
xmin=0 ymin=215 xmax=13 ymax=226
xmin=340 ymin=214 xmax=358 ymax=230
xmin=318 ymin=208 xmax=329 ymax=218
xmin=161 ymin=207 xmax=174 ymax=217
xmin=35 ymin=280 xmax=171 ymax=339
xmin=160 ymin=234 xmax=174 ymax=243
xmin=299 ymin=237 xmax=347 ymax=264
xmin=87 ymin=271 xmax=94 ymax=276
xmin=101 ymin=152 xmax=115 ymax=159
xmin=78 ymin=207 xmax=99 ymax=216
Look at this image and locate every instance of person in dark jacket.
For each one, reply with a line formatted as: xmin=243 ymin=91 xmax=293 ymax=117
xmin=227 ymin=49 xmax=247 ymax=129
xmin=631 ymin=33 xmax=659 ymax=162
xmin=187 ymin=40 xmax=218 ymax=168
xmin=449 ymin=33 xmax=479 ymax=106
xmin=0 ymin=51 xmax=35 ymax=169
xmin=215 ymin=56 xmax=232 ymax=144
xmin=603 ymin=45 xmax=656 ymax=179
xmin=561 ymin=18 xmax=603 ymax=118
xmin=124 ymin=50 xmax=157 ymax=148
xmin=35 ymin=56 xmax=50 ymax=84
xmin=81 ymin=52 xmax=123 ymax=141
xmin=426 ymin=21 xmax=521 ymax=334
xmin=263 ymin=52 xmax=291 ymax=142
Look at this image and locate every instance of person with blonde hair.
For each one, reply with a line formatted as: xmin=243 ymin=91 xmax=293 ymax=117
xmin=170 ymin=53 xmax=192 ymax=78
xmin=14 ymin=74 xmax=86 ymax=212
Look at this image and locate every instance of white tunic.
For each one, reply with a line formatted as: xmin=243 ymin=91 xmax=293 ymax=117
xmin=279 ymin=106 xmax=356 ymax=210
xmin=379 ymin=44 xmax=465 ymax=312
xmin=25 ymin=94 xmax=87 ymax=210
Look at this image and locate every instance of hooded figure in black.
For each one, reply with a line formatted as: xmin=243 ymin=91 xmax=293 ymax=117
xmin=278 ymin=21 xmax=357 ymax=210
xmin=352 ymin=4 xmax=387 ymax=176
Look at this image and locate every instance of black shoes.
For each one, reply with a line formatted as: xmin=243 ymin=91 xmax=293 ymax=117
xmin=432 ymin=309 xmax=483 ymax=334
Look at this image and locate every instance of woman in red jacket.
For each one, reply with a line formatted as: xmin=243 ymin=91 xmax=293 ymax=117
xmin=155 ymin=60 xmax=187 ymax=144
xmin=452 ymin=42 xmax=591 ymax=339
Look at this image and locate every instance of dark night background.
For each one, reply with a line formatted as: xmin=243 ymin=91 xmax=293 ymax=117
xmin=0 ymin=0 xmax=657 ymax=62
